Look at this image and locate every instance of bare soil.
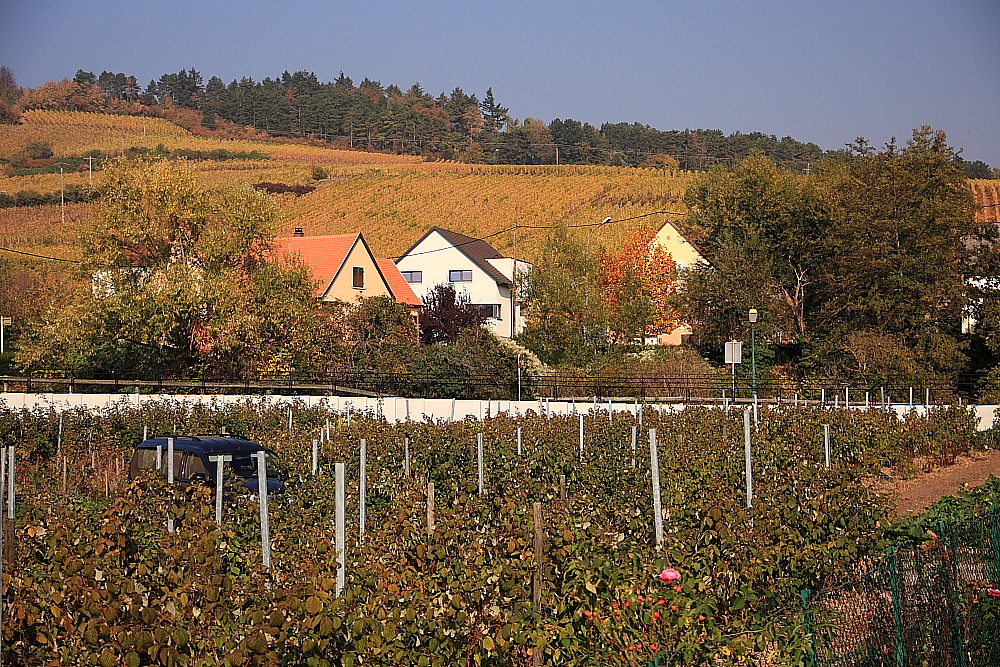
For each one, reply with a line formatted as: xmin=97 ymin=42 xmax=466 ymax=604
xmin=875 ymin=449 xmax=1000 ymax=516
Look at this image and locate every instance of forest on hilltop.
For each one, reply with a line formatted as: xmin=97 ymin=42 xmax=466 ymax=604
xmin=6 ymin=66 xmax=834 ymax=170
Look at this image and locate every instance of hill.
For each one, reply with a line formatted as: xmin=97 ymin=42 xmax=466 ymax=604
xmin=0 ymin=111 xmax=694 ymax=262
xmin=1 ymin=110 xmax=996 ymax=264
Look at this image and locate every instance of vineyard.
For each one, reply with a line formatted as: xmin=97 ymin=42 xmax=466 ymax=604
xmin=0 ymin=399 xmax=991 ymax=665
xmin=4 ymin=111 xmax=998 ymax=262
xmin=971 ymin=179 xmax=1000 ymax=224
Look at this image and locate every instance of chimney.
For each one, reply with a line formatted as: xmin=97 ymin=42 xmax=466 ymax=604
xmin=293 ymin=227 xmax=305 ymax=237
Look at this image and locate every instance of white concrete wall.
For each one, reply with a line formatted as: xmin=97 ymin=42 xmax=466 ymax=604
xmin=396 ymin=230 xmax=522 ymax=338
xmin=2 ymin=392 xmax=997 ymax=431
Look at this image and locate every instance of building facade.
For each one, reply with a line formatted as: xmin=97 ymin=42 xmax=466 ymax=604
xmin=395 ymin=227 xmax=530 ymax=339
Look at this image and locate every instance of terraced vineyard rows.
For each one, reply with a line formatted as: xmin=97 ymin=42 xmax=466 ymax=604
xmin=0 ymin=400 xmax=984 ymax=665
xmin=972 ymin=178 xmax=1000 ymax=223
xmin=283 ymin=164 xmax=693 ymax=259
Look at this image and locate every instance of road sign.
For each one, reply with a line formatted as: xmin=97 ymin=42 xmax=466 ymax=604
xmin=724 ymin=341 xmax=743 ymax=365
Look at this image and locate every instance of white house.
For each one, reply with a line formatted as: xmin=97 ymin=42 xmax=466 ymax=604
xmin=395 ymin=227 xmax=531 ymax=339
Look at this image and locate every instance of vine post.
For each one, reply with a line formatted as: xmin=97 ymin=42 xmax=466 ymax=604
xmin=335 ymin=462 xmax=345 ymax=595
xmin=427 ymin=481 xmax=435 ymax=536
xmin=254 ymin=450 xmax=271 ymax=570
xmin=360 ymin=439 xmax=367 ymax=539
xmin=477 ymin=433 xmax=484 ymax=496
xmin=649 ymin=429 xmax=663 ymax=550
xmin=533 ymin=501 xmax=545 ymax=667
xmin=743 ymin=410 xmax=753 ymax=508
xmin=824 ymin=425 xmax=831 ymax=469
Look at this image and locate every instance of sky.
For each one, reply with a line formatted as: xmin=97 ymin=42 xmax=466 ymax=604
xmin=2 ymin=0 xmax=998 ymax=164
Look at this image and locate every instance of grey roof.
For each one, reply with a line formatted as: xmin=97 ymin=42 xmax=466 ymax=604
xmin=399 ymin=226 xmax=513 ymax=287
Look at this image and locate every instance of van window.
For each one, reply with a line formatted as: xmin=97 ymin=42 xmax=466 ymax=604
xmin=182 ymin=452 xmax=209 ymax=479
xmin=135 ymin=448 xmax=158 ymax=470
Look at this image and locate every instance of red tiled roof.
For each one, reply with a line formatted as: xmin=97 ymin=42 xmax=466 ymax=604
xmin=377 ymin=258 xmax=423 ymax=307
xmin=272 ymin=234 xmax=360 ymax=297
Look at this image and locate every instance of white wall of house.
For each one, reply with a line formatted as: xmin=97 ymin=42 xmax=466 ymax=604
xmin=395 ymin=230 xmax=530 ymax=338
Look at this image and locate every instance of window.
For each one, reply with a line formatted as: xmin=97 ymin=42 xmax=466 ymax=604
xmin=134 ymin=448 xmax=158 ymax=470
xmin=449 ymin=269 xmax=473 ymax=282
xmin=181 ymin=452 xmax=209 ymax=480
xmin=477 ymin=304 xmax=501 ymax=319
xmin=401 ymin=270 xmax=422 ymax=283
xmin=352 ymin=266 xmax=364 ymax=288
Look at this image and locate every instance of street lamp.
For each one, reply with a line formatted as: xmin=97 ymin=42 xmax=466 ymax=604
xmin=748 ymin=309 xmax=758 ymax=399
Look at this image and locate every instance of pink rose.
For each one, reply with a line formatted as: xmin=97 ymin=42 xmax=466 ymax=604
xmin=659 ymin=568 xmax=681 ymax=583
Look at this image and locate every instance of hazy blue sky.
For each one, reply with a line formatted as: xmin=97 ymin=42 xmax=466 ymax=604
xmin=2 ymin=0 xmax=998 ymax=163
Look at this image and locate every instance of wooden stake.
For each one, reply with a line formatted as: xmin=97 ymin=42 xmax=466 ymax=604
xmin=533 ymin=501 xmax=544 ymax=666
xmin=559 ymin=474 xmax=566 ymax=501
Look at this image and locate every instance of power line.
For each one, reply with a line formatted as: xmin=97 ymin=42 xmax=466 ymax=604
xmin=388 ymin=210 xmax=686 ymax=260
xmin=0 ymin=247 xmax=81 ymax=263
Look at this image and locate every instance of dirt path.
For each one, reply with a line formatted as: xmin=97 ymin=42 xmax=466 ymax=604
xmin=883 ymin=450 xmax=1000 ymax=516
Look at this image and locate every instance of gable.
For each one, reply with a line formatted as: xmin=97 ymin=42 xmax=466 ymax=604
xmin=652 ymin=221 xmax=710 ymax=270
xmin=397 ymin=227 xmax=512 ymax=287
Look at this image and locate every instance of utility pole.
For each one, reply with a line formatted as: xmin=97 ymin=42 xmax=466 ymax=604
xmin=84 ymin=156 xmax=96 ymax=186
xmin=511 ymin=220 xmax=517 ymax=339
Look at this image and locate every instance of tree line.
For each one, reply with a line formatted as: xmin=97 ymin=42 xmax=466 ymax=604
xmin=4 ymin=65 xmax=833 ymax=170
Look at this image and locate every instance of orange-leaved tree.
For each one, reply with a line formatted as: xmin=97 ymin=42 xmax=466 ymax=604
xmin=600 ymin=227 xmax=680 ymax=345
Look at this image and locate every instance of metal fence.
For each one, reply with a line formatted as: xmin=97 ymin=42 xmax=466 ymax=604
xmin=805 ymin=509 xmax=1000 ymax=666
xmin=0 ymin=368 xmax=988 ymax=403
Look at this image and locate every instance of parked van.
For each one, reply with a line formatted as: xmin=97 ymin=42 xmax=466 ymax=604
xmin=128 ymin=434 xmax=285 ymax=494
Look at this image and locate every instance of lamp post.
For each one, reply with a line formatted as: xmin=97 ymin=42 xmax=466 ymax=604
xmin=748 ymin=309 xmax=758 ymax=399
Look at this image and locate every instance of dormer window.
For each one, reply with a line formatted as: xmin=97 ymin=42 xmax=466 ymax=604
xmin=353 ymin=266 xmax=364 ymax=288
xmin=449 ymin=270 xmax=473 ymax=282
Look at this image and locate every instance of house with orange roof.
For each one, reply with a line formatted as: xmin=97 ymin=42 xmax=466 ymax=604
xmin=272 ymin=229 xmax=422 ymax=320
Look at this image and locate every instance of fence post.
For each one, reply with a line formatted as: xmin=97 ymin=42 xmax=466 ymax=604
xmin=578 ymin=414 xmax=584 ymax=462
xmin=209 ymin=454 xmax=231 ymax=525
xmin=559 ymin=474 xmax=566 ymax=502
xmin=887 ymin=547 xmax=907 ymax=667
xmin=800 ymin=590 xmax=817 ymax=667
xmin=938 ymin=521 xmax=969 ymax=667
xmin=649 ymin=429 xmax=663 ymax=550
xmin=58 ymin=412 xmax=63 ymax=456
xmin=335 ymin=462 xmax=346 ymax=595
xmin=517 ymin=427 xmax=522 ymax=457
xmin=312 ymin=439 xmax=318 ymax=475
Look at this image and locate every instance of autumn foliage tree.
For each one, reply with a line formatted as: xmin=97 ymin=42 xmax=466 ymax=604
xmin=16 ymin=158 xmax=322 ymax=376
xmin=600 ymin=228 xmax=680 ymax=345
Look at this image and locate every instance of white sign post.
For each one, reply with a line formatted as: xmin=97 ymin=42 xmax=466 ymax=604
xmin=725 ymin=341 xmax=743 ymax=402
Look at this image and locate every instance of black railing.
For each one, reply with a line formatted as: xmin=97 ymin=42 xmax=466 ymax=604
xmin=0 ymin=368 xmax=989 ymax=403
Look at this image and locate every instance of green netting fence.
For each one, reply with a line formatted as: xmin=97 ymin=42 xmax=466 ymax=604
xmin=804 ymin=508 xmax=1000 ymax=667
